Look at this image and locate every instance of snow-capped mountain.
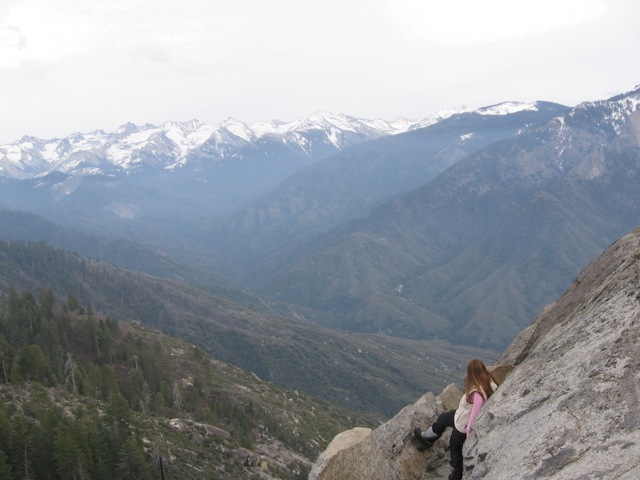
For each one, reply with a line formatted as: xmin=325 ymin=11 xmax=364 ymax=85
xmin=205 ymin=99 xmax=571 ymax=264
xmin=408 ymin=101 xmax=542 ymax=129
xmin=243 ymin=86 xmax=640 ymax=351
xmin=0 ymin=103 xmax=556 ymax=180
xmin=0 ymin=112 xmax=416 ymax=179
xmin=565 ymin=86 xmax=640 ymax=135
xmin=0 ymin=100 xmax=576 ymax=235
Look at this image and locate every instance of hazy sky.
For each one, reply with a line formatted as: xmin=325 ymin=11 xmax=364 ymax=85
xmin=1 ymin=0 xmax=638 ymax=143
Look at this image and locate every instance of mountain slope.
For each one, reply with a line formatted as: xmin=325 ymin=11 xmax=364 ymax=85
xmin=0 ymin=113 xmax=415 ymax=245
xmin=0 ymin=209 xmax=234 ymax=286
xmin=0 ymin=291 xmax=372 ymax=479
xmin=0 ymin=239 xmax=497 ymax=417
xmin=463 ymin=225 xmax=640 ymax=479
xmin=205 ymin=102 xmax=569 ymax=265
xmin=256 ymin=87 xmax=640 ymax=349
xmin=308 ymin=226 xmax=640 ymax=480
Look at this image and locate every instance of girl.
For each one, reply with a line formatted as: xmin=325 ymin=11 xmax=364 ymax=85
xmin=413 ymin=359 xmax=499 ymax=480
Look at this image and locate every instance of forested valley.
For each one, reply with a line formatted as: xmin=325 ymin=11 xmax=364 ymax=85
xmin=0 ymin=285 xmax=367 ymax=480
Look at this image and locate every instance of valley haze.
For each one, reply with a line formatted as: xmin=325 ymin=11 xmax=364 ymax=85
xmin=1 ymin=86 xmax=639 ymax=418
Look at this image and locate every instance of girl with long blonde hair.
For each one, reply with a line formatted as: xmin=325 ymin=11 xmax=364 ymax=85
xmin=414 ymin=359 xmax=499 ymax=480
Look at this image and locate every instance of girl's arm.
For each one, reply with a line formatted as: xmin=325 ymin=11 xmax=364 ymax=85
xmin=466 ymin=392 xmax=485 ymax=436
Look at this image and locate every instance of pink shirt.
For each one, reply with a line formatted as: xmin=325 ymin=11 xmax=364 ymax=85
xmin=466 ymin=391 xmax=485 ymax=437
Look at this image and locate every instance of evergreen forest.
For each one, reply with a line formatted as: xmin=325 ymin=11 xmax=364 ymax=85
xmin=0 ymin=286 xmax=367 ymax=479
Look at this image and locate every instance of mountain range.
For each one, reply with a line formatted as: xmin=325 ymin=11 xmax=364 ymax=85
xmin=204 ymin=101 xmax=569 ymax=263
xmin=1 ymin=105 xmax=550 ymax=180
xmin=1 ymin=86 xmax=639 ymax=397
xmin=0 ymin=112 xmax=424 ymax=178
xmin=247 ymin=88 xmax=640 ymax=348
xmin=0 ymin=112 xmax=417 ymax=242
xmin=0 ymin=103 xmax=560 ymax=238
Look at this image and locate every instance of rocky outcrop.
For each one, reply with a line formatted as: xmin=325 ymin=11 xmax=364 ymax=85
xmin=309 ymin=385 xmax=463 ymax=480
xmin=310 ymin=226 xmax=640 ymax=479
xmin=309 ymin=368 xmax=513 ymax=480
xmin=465 ymin=226 xmax=640 ymax=479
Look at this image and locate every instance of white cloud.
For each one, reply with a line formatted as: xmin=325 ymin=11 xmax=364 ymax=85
xmin=377 ymin=0 xmax=608 ymax=44
xmin=0 ymin=0 xmax=637 ymax=143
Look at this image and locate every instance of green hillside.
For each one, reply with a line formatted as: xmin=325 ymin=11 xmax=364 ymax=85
xmin=0 ymin=288 xmax=371 ymax=479
xmin=0 ymin=239 xmax=498 ymax=418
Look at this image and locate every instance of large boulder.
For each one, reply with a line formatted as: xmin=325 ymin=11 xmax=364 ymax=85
xmin=465 ymin=227 xmax=640 ymax=479
xmin=310 ymin=226 xmax=640 ymax=479
xmin=309 ymin=385 xmax=463 ymax=480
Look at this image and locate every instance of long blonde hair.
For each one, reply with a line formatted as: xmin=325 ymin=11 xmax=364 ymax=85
xmin=465 ymin=359 xmax=499 ymax=403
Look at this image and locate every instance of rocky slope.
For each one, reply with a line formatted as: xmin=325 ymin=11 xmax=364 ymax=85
xmin=309 ymin=225 xmax=640 ymax=479
xmin=465 ymin=226 xmax=640 ymax=479
xmin=260 ymin=87 xmax=639 ymax=350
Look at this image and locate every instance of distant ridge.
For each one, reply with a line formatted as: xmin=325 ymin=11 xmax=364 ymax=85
xmin=204 ymin=100 xmax=568 ymax=262
xmin=0 ymin=112 xmax=413 ymax=179
xmin=0 ymin=103 xmax=558 ymax=180
xmin=249 ymin=87 xmax=640 ymax=349
xmin=3 ymin=88 xmax=637 ymax=359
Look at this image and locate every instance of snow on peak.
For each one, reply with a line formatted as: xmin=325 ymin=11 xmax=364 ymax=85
xmin=413 ymin=107 xmax=471 ymax=129
xmin=0 ymin=100 xmax=563 ymax=180
xmin=282 ymin=111 xmax=356 ymax=134
xmin=603 ymin=90 xmax=640 ymax=134
xmin=114 ymin=122 xmax=140 ymax=135
xmin=570 ymin=88 xmax=640 ymax=134
xmin=249 ymin=119 xmax=288 ymax=137
xmin=476 ymin=102 xmax=539 ymax=116
xmin=219 ymin=117 xmax=256 ymax=142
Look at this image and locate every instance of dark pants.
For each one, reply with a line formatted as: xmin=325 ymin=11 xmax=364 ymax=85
xmin=431 ymin=410 xmax=466 ymax=479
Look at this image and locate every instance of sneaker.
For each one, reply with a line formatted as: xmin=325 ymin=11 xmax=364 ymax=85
xmin=413 ymin=427 xmax=438 ymax=449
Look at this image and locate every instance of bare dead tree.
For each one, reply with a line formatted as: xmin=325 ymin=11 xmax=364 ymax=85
xmin=23 ymin=445 xmax=31 ymax=480
xmin=0 ymin=347 xmax=9 ymax=383
xmin=172 ymin=381 xmax=183 ymax=417
xmin=64 ymin=352 xmax=77 ymax=394
xmin=140 ymin=381 xmax=151 ymax=414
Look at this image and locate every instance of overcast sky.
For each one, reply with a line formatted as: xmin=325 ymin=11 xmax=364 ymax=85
xmin=1 ymin=0 xmax=638 ymax=144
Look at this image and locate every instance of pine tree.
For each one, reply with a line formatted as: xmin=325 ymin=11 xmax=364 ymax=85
xmin=101 ymin=365 xmax=119 ymax=399
xmin=116 ymin=436 xmax=152 ymax=480
xmin=39 ymin=288 xmax=56 ymax=320
xmin=10 ymin=414 xmax=36 ymax=480
xmin=106 ymin=394 xmax=132 ymax=451
xmin=81 ymin=316 xmax=98 ymax=359
xmin=16 ymin=344 xmax=53 ymax=384
xmin=53 ymin=422 xmax=81 ymax=480
xmin=39 ymin=406 xmax=65 ymax=479
xmin=87 ymin=419 xmax=115 ymax=480
xmin=97 ymin=322 xmax=115 ymax=363
xmin=66 ymin=293 xmax=80 ymax=313
xmin=172 ymin=380 xmax=183 ymax=417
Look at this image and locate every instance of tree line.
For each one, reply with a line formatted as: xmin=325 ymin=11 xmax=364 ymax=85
xmin=0 ymin=288 xmax=258 ymax=480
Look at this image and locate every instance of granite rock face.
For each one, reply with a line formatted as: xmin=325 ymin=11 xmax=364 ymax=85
xmin=309 ymin=370 xmax=513 ymax=480
xmin=309 ymin=385 xmax=463 ymax=480
xmin=310 ymin=226 xmax=640 ymax=479
xmin=466 ymin=226 xmax=640 ymax=479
